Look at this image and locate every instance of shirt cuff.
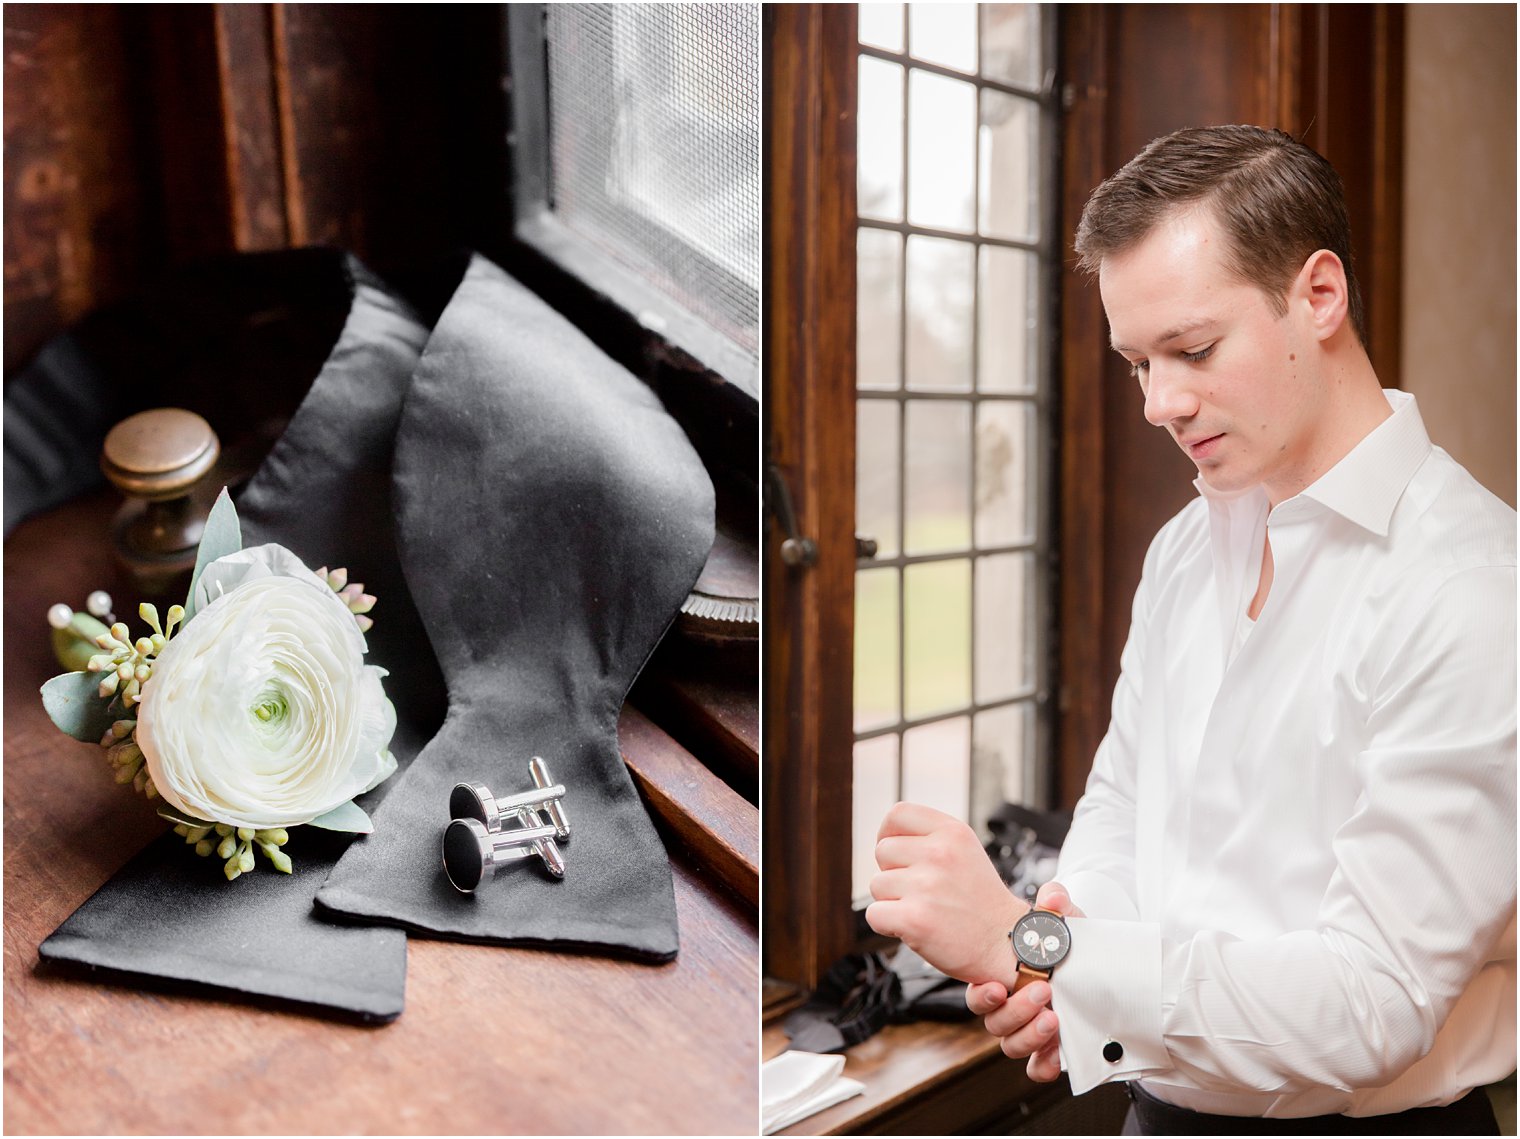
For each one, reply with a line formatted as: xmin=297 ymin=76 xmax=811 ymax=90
xmin=1054 ymin=916 xmax=1168 ymax=1094
xmin=1059 ymin=870 xmax=1139 ymax=923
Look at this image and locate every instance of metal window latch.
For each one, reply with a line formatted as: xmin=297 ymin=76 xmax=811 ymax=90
xmin=764 ymin=463 xmax=817 ymax=569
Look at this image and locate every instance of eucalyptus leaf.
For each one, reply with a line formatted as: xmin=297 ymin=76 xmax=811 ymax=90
xmin=41 ymin=672 xmax=116 ymax=742
xmin=156 ymin=806 xmax=215 ymax=829
xmin=307 ymin=800 xmax=373 ymax=834
xmin=185 ymin=487 xmax=242 ymax=621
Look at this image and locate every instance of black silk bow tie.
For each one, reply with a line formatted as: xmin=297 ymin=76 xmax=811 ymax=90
xmin=317 ymin=255 xmax=715 ymax=959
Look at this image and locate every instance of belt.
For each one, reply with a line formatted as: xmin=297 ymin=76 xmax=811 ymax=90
xmin=1126 ymin=1081 xmax=1499 ymax=1136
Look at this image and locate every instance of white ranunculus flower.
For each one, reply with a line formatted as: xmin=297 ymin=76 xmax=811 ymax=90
xmin=137 ymin=544 xmax=396 ymax=829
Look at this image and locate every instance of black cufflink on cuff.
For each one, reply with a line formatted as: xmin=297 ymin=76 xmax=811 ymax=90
xmin=1103 ymin=1039 xmax=1124 ymax=1063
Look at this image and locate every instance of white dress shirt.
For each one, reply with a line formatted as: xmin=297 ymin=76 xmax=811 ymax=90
xmin=1052 ymin=390 xmax=1517 ymax=1118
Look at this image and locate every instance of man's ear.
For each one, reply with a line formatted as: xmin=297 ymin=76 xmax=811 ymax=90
xmin=1297 ymin=249 xmax=1349 ymax=341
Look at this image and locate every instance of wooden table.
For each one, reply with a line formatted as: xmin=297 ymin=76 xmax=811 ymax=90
xmin=4 ymin=492 xmax=758 ymax=1135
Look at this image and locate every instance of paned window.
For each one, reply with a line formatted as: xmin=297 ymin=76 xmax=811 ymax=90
xmin=850 ymin=2 xmax=1054 ymax=904
xmin=509 ymin=3 xmax=760 ymax=394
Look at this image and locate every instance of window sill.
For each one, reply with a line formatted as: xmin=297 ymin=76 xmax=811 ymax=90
xmin=619 ymin=703 xmax=758 ymax=910
xmin=763 ymin=1015 xmax=1132 ymax=1135
xmin=763 ymin=1017 xmax=1023 ymax=1135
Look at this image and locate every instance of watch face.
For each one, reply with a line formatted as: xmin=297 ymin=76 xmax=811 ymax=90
xmin=1011 ymin=910 xmax=1070 ymax=970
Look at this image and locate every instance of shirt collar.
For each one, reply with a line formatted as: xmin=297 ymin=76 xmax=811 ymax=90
xmin=1193 ymin=390 xmax=1432 ymax=537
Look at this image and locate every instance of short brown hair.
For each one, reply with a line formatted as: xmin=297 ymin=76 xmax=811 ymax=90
xmin=1074 ymin=125 xmax=1366 ymax=342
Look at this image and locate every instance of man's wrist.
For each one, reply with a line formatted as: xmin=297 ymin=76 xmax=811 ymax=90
xmin=982 ymin=894 xmax=1032 ymax=989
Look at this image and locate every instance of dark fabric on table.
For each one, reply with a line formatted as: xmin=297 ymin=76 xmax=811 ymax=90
xmin=37 ymin=828 xmax=407 ymax=1025
xmin=1125 ymin=1081 xmax=1500 ymax=1135
xmin=316 ymin=255 xmax=714 ymax=960
xmin=4 ymin=330 xmax=129 ymax=534
xmin=782 ymin=949 xmax=973 ymax=1054
xmin=38 ymin=253 xmax=429 ymax=1022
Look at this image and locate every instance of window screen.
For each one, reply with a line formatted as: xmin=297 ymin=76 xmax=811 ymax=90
xmin=542 ymin=4 xmax=760 ymax=358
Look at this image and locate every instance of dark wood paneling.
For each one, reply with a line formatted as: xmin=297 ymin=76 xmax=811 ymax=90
xmin=1055 ymin=7 xmax=1113 ymax=810
xmin=1281 ymin=4 xmax=1404 ymax=383
xmin=3 ymin=5 xmax=162 ymax=373
xmin=763 ymin=4 xmax=859 ymax=989
xmin=3 ymin=4 xmax=511 ymax=375
xmin=1366 ymin=7 xmax=1404 ymax=388
xmin=214 ymin=5 xmax=289 ymax=250
xmin=141 ymin=8 xmax=240 ymax=262
xmin=269 ymin=5 xmax=508 ymax=278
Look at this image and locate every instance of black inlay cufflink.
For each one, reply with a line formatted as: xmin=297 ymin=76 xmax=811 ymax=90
xmin=1103 ymin=1039 xmax=1124 ymax=1064
xmin=444 ymin=758 xmax=570 ymax=891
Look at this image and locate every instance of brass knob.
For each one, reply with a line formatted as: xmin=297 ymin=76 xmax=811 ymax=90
xmin=102 ymin=408 xmax=219 ymax=500
xmin=101 ymin=408 xmax=221 ymax=596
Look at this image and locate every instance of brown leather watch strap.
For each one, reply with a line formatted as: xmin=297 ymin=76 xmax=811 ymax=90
xmin=1012 ymin=962 xmax=1050 ymax=994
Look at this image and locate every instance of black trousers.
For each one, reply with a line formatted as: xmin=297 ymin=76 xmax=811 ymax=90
xmin=1122 ymin=1081 xmax=1500 ymax=1136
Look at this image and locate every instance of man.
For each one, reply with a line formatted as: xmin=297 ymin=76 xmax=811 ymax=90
xmin=865 ymin=126 xmax=1515 ymax=1133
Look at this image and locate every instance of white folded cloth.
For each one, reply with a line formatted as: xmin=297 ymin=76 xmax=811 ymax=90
xmin=761 ymin=1050 xmax=866 ymax=1134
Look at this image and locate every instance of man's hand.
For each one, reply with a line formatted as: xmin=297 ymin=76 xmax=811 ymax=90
xmin=965 ymin=881 xmax=1085 ymax=1082
xmin=864 ymin=802 xmax=1025 ymax=985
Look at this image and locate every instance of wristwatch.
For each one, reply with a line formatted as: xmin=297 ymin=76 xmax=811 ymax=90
xmin=1009 ymin=906 xmax=1071 ymax=994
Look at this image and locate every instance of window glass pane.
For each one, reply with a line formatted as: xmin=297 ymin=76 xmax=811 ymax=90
xmin=972 ymin=703 xmax=1031 ymax=838
xmin=545 ymin=4 xmax=760 ymax=352
xmin=855 ymin=566 xmax=901 ymax=734
xmin=904 ymin=560 xmax=971 ymax=718
xmin=858 ymin=57 xmax=905 ymax=222
xmin=857 ymin=399 xmax=901 ymax=560
xmin=975 ymin=400 xmax=1034 ymax=547
xmin=905 ymin=400 xmax=971 ymax=554
xmin=978 ymin=89 xmax=1039 ymax=242
xmin=908 ymin=3 xmax=977 ymax=73
xmin=859 ymin=3 xmax=905 ymax=52
xmin=852 ymin=734 xmax=900 ymax=904
xmin=975 ymin=552 xmax=1033 ymax=703
xmin=903 ymin=716 xmax=971 ymax=821
xmin=981 ymin=4 xmax=1041 ymax=88
xmin=851 ymin=7 xmax=1048 ymax=884
xmin=858 ymin=228 xmax=903 ymax=391
xmin=908 ymin=70 xmax=975 ymax=232
xmin=905 ymin=235 xmax=973 ymax=391
xmin=978 ymin=245 xmax=1036 ymax=393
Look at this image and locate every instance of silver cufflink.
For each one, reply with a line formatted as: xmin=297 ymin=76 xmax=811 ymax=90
xmin=449 ymin=756 xmax=569 ymax=838
xmin=443 ymin=758 xmax=570 ymax=893
xmin=444 ymin=816 xmax=563 ymax=891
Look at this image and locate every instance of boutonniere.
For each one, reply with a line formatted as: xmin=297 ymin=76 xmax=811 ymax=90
xmin=41 ymin=490 xmax=396 ymax=880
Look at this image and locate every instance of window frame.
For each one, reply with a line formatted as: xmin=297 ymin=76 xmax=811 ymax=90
xmin=505 ymin=3 xmax=761 ymax=400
